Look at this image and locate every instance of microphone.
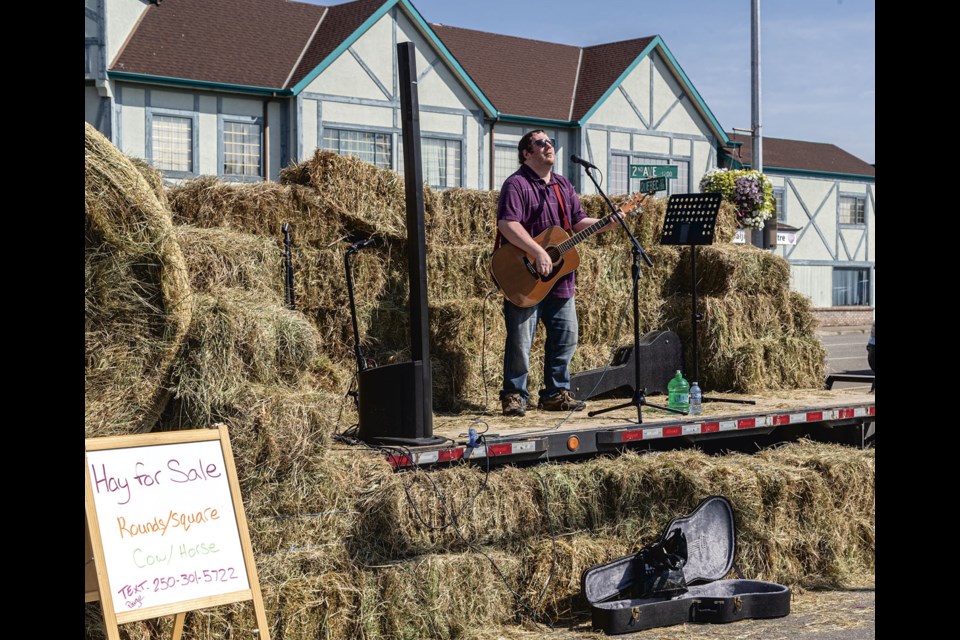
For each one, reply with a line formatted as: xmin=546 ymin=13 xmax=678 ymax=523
xmin=570 ymin=154 xmax=598 ymax=171
xmin=348 ymin=237 xmax=378 ymax=252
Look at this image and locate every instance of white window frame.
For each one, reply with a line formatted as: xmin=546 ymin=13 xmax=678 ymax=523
xmin=832 ymin=267 xmax=871 ymax=306
xmin=493 ymin=143 xmax=518 ymax=190
xmin=220 ymin=115 xmax=264 ymax=181
xmin=421 ymin=136 xmax=463 ymax=190
xmin=321 ymin=126 xmax=394 ymax=171
xmin=838 ymin=193 xmax=866 ymax=226
xmin=146 ymin=108 xmax=198 ymax=178
xmin=774 ymin=187 xmax=787 ymax=223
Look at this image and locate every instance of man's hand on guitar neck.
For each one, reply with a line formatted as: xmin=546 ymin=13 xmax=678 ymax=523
xmin=605 ymin=208 xmax=625 ymax=229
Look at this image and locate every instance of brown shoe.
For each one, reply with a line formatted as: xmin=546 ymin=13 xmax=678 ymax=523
xmin=501 ymin=393 xmax=526 ymax=417
xmin=538 ymin=389 xmax=586 ymax=411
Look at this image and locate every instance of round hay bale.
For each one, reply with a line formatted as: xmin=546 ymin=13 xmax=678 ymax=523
xmin=127 ymin=156 xmax=169 ymax=207
xmin=85 ymin=122 xmax=192 ymax=437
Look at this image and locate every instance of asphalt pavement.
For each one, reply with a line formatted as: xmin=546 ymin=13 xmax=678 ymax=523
xmin=818 ymin=325 xmax=873 ymax=392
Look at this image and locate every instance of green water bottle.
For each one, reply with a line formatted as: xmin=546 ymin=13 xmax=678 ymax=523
xmin=667 ymin=370 xmax=690 ymax=412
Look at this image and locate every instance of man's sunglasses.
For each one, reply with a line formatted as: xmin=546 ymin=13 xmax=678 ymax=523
xmin=532 ymin=138 xmax=556 ymax=149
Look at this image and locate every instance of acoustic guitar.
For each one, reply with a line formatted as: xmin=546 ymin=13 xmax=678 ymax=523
xmin=490 ymin=190 xmax=651 ymax=308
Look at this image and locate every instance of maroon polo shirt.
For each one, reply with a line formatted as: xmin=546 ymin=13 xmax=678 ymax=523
xmin=496 ymin=164 xmax=586 ymax=298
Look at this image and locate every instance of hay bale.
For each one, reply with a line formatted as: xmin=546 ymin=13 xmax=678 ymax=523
xmin=757 ymin=441 xmax=875 ymax=586
xmin=355 ymin=464 xmax=543 ymax=558
xmin=127 ymin=156 xmax=168 ymax=207
xmin=375 ymin=551 xmax=523 ymax=638
xmin=167 ymin=290 xmax=321 ymax=422
xmin=520 ymin=534 xmax=634 ymax=622
xmin=424 ymin=242 xmax=497 ymax=303
xmin=175 ymin=226 xmax=285 ymax=297
xmin=352 ymin=445 xmax=872 ymax=589
xmin=168 ymin=176 xmax=347 ymax=247
xmin=431 ymin=187 xmax=502 ymax=244
xmin=669 ymin=243 xmax=791 ymax=295
xmin=279 ymin=150 xmax=409 ymax=241
xmin=661 ymin=292 xmax=826 ymax=392
xmin=85 ymin=122 xmax=192 ymax=437
xmin=293 ymin=241 xmax=390 ymax=364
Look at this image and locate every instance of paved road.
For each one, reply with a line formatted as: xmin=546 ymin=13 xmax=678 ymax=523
xmin=818 ymin=326 xmax=873 ymax=391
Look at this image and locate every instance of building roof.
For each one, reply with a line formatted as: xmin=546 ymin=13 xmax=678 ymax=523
xmin=722 ymin=134 xmax=875 ymax=178
xmin=111 ymin=0 xmax=333 ymax=90
xmin=430 ymin=25 xmax=581 ymax=122
xmin=433 ymin=26 xmax=657 ymax=123
xmin=109 ymin=0 xmax=672 ymax=127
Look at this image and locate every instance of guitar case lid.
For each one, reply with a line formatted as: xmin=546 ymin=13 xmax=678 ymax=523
xmin=582 ymin=495 xmax=736 ymax=604
xmin=580 ymin=495 xmax=789 ymax=634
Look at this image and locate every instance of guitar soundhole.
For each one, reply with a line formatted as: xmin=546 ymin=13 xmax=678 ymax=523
xmin=540 ymin=258 xmax=563 ymax=281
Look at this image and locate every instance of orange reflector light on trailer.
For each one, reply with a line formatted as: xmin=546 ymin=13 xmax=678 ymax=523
xmin=567 ymin=436 xmax=580 ymax=451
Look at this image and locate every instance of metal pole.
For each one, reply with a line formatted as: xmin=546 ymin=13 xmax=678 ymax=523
xmin=752 ymin=0 xmax=778 ymax=250
xmin=751 ymin=0 xmax=762 ymax=174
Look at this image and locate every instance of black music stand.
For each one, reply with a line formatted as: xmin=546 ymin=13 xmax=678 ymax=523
xmin=583 ymin=175 xmax=686 ymax=424
xmin=661 ymin=194 xmax=756 ymax=406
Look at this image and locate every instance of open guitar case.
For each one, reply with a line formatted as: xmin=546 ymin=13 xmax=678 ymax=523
xmin=580 ymin=495 xmax=790 ymax=634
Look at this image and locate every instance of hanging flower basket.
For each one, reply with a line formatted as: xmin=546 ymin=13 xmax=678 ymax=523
xmin=699 ymin=168 xmax=774 ymax=230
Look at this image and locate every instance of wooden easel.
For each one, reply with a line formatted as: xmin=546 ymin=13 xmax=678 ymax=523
xmin=84 ymin=424 xmax=270 ymax=640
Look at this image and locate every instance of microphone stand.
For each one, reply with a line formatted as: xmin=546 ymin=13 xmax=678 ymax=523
xmin=345 ymin=239 xmax=372 ymax=374
xmin=579 ymin=167 xmax=686 ymax=423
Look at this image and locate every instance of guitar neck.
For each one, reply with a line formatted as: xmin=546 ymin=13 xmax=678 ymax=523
xmin=554 ymin=215 xmax=616 ymax=256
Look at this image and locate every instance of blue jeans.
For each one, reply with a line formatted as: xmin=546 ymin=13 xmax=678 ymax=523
xmin=501 ymin=296 xmax=578 ymax=402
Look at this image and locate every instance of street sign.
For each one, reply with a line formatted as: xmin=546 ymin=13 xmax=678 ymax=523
xmin=630 ymin=164 xmax=678 ymax=179
xmin=637 ymin=176 xmax=667 ymax=193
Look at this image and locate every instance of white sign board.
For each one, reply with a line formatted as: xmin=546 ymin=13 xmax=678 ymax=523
xmin=777 ymin=230 xmax=798 ymax=245
xmin=85 ymin=429 xmax=256 ymax=623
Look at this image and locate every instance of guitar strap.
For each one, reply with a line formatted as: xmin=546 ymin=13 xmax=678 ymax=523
xmin=552 ymin=182 xmax=573 ymax=233
xmin=493 ymin=180 xmax=571 ymax=251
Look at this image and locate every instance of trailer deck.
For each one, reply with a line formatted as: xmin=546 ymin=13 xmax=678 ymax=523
xmin=381 ymin=386 xmax=875 ymax=469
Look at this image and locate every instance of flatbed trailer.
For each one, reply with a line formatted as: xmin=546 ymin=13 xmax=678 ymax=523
xmin=383 ymin=385 xmax=875 ymax=469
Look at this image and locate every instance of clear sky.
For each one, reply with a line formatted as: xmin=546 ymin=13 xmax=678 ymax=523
xmin=319 ymin=0 xmax=875 ymax=165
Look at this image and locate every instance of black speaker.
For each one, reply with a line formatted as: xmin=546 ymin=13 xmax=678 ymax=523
xmin=357 ymin=361 xmax=426 ymax=441
xmin=570 ymin=330 xmax=683 ymax=400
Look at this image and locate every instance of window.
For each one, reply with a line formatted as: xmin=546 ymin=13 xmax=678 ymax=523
xmin=151 ymin=114 xmax=193 ymax=173
xmin=493 ymin=144 xmax=518 ymax=189
xmin=610 ymin=154 xmax=689 ymax=198
xmin=322 ymin=128 xmax=392 ymax=170
xmin=422 ymin=138 xmax=462 ymax=189
xmin=832 ymin=268 xmax=870 ymax=306
xmin=223 ymin=120 xmax=262 ymax=177
xmin=839 ymin=195 xmax=865 ymax=224
xmin=609 ymin=154 xmax=629 ymax=195
xmin=773 ymin=187 xmax=786 ymax=222
xmin=397 ymin=137 xmax=462 ymax=189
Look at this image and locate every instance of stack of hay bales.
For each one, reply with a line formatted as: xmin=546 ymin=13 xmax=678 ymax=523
xmin=662 ymin=244 xmax=826 ymax=392
xmin=85 ymin=132 xmax=870 ymax=640
xmin=84 ymin=123 xmax=192 ymax=436
xmin=277 ymin=150 xmax=821 ymax=405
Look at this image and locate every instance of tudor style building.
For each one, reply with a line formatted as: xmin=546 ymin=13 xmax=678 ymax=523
xmin=84 ymin=0 xmax=874 ymax=311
